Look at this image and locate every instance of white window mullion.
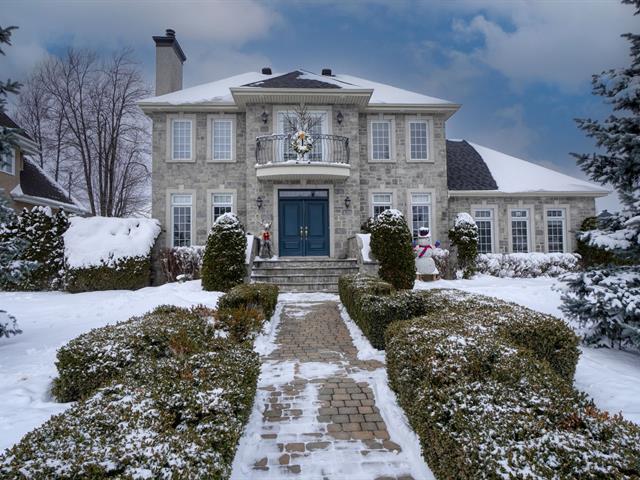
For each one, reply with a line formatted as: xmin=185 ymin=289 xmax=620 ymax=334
xmin=212 ymin=193 xmax=234 ymax=223
xmin=474 ymin=209 xmax=494 ymax=254
xmin=511 ymin=209 xmax=530 ymax=253
xmin=410 ymin=193 xmax=432 ymax=239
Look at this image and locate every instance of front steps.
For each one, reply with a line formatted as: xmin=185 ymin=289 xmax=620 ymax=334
xmin=251 ymin=258 xmax=358 ymax=293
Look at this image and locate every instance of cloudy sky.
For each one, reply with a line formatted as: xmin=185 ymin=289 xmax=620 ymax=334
xmin=3 ymin=0 xmax=637 ymax=211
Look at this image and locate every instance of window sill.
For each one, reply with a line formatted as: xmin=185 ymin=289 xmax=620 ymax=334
xmin=368 ymin=159 xmax=396 ymax=164
xmin=206 ymin=159 xmax=237 ymax=163
xmin=166 ymin=158 xmax=196 ymax=163
xmin=406 ymin=159 xmax=435 ymax=163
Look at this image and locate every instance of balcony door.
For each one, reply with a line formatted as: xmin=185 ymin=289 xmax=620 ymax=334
xmin=276 ymin=110 xmax=328 ymax=162
xmin=278 ymin=189 xmax=330 ymax=257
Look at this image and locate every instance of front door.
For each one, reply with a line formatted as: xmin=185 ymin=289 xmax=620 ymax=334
xmin=278 ymin=190 xmax=330 ymax=257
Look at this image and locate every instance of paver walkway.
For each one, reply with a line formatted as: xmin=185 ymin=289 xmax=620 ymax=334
xmin=231 ymin=298 xmax=426 ymax=480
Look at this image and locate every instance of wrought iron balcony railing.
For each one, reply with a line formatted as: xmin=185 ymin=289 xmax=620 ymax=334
xmin=256 ymin=133 xmax=350 ymax=166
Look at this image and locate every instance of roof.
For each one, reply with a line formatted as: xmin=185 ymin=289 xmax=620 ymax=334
xmin=12 ymin=157 xmax=86 ymax=212
xmin=140 ymin=69 xmax=453 ymax=106
xmin=0 ymin=112 xmax=33 ymax=142
xmin=447 ymin=140 xmax=609 ymax=195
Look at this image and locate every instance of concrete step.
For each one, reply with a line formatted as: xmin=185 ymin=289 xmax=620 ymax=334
xmin=252 ymin=267 xmax=358 ymax=277
xmin=250 ymin=258 xmax=357 ymax=292
xmin=255 ymin=281 xmax=339 ymax=293
xmin=253 ymin=258 xmax=357 ymax=269
xmin=251 ymin=273 xmax=354 ymax=285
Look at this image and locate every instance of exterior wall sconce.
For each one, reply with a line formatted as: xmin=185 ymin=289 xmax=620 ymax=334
xmin=344 ymin=196 xmax=351 ymax=209
xmin=261 ymin=109 xmax=269 ymax=125
xmin=256 ymin=196 xmax=263 ymax=209
xmin=336 ymin=110 xmax=344 ymax=125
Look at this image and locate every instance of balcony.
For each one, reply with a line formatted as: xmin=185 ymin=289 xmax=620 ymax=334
xmin=255 ymin=133 xmax=351 ymax=180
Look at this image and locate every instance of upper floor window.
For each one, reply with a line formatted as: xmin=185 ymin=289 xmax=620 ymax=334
xmin=212 ymin=192 xmax=233 ymax=223
xmin=410 ymin=192 xmax=431 ymax=239
xmin=212 ymin=119 xmax=233 ymax=161
xmin=409 ymin=121 xmax=429 ymax=161
xmin=172 ymin=119 xmax=192 ymax=161
xmin=0 ymin=149 xmax=15 ymax=175
xmin=546 ymin=208 xmax=566 ymax=253
xmin=511 ymin=208 xmax=530 ymax=253
xmin=171 ymin=193 xmax=192 ymax=247
xmin=371 ymin=121 xmax=391 ymax=161
xmin=474 ymin=208 xmax=494 ymax=254
xmin=372 ymin=192 xmax=393 ymax=217
xmin=277 ymin=110 xmax=327 ymax=161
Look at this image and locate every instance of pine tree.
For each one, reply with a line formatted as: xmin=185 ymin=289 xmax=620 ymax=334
xmin=201 ymin=213 xmax=247 ymax=292
xmin=561 ymin=0 xmax=640 ymax=350
xmin=448 ymin=212 xmax=479 ymax=279
xmin=0 ymin=25 xmax=21 ymax=166
xmin=0 ymin=196 xmax=36 ymax=291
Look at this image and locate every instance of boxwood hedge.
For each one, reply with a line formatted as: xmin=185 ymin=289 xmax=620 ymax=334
xmin=217 ymin=282 xmax=279 ymax=320
xmin=64 ymin=255 xmax=152 ymax=293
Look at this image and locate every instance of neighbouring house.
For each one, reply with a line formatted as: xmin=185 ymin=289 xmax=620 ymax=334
xmin=139 ymin=30 xmax=608 ymax=289
xmin=0 ymin=112 xmax=86 ymax=215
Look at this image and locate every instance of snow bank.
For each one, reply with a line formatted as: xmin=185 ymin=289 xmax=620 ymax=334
xmin=356 ymin=233 xmax=373 ymax=262
xmin=477 ymin=252 xmax=580 ymax=278
xmin=64 ymin=217 xmax=161 ymax=268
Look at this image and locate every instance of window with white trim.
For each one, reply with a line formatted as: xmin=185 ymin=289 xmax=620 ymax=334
xmin=171 ymin=193 xmax=192 ymax=247
xmin=546 ymin=208 xmax=566 ymax=253
xmin=410 ymin=193 xmax=431 ymax=239
xmin=474 ymin=208 xmax=494 ymax=254
xmin=171 ymin=119 xmax=192 ymax=160
xmin=511 ymin=209 xmax=530 ymax=253
xmin=212 ymin=193 xmax=233 ymax=223
xmin=0 ymin=149 xmax=15 ymax=175
xmin=372 ymin=192 xmax=392 ymax=217
xmin=371 ymin=121 xmax=391 ymax=160
xmin=212 ymin=119 xmax=233 ymax=161
xmin=409 ymin=121 xmax=429 ymax=161
xmin=277 ymin=111 xmax=327 ymax=161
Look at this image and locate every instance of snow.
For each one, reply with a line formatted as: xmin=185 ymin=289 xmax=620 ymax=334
xmin=338 ymin=304 xmax=384 ymax=362
xmin=356 ymin=233 xmax=372 ymax=262
xmin=0 ymin=280 xmax=223 ymax=451
xmin=415 ymin=275 xmax=640 ymax=424
xmin=63 ymin=216 xmax=161 ymax=268
xmin=245 ymin=234 xmax=254 ymax=265
xmin=458 ymin=141 xmax=609 ymax=194
xmin=454 ymin=212 xmax=476 ymax=227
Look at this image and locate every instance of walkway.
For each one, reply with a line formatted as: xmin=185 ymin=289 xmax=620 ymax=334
xmin=231 ymin=297 xmax=430 ymax=480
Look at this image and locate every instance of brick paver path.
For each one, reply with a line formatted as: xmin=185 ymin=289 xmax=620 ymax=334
xmin=231 ymin=299 xmax=421 ymax=480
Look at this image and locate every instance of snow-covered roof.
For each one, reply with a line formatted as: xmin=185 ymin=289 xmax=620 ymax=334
xmin=447 ymin=140 xmax=609 ymax=195
xmin=139 ymin=69 xmax=453 ymax=106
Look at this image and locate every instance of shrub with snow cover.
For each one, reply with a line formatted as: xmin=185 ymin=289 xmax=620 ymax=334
xmin=448 ymin=212 xmax=478 ymax=279
xmin=0 ymin=310 xmax=21 ymax=338
xmin=477 ymin=252 xmax=581 ymax=278
xmin=370 ymin=209 xmax=415 ymax=289
xmin=63 ymin=216 xmax=161 ymax=292
xmin=385 ymin=289 xmax=640 ymax=479
xmin=202 ymin=213 xmax=247 ymax=292
xmin=160 ymin=245 xmax=205 ymax=282
xmin=0 ymin=195 xmax=36 ymax=290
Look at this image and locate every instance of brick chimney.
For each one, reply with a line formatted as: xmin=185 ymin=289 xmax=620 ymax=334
xmin=152 ymin=29 xmax=186 ymax=96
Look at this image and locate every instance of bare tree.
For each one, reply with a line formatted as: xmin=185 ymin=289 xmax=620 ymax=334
xmin=15 ymin=47 xmax=150 ymax=217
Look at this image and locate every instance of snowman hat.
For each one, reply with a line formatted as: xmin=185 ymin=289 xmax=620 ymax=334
xmin=418 ymin=227 xmax=430 ymax=237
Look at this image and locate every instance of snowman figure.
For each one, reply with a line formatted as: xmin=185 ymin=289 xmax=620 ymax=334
xmin=260 ymin=222 xmax=272 ymax=258
xmin=414 ymin=227 xmax=438 ymax=279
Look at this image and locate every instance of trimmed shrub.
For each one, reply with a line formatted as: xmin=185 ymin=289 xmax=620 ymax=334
xmin=360 ymin=216 xmax=376 ymax=234
xmin=64 ymin=255 xmax=151 ymax=293
xmin=217 ymin=282 xmax=279 ymax=320
xmin=385 ymin=302 xmax=640 ymax=479
xmin=448 ymin=212 xmax=478 ymax=279
xmin=1 ymin=341 xmax=258 ymax=479
xmin=338 ymin=273 xmax=394 ymax=317
xmin=477 ymin=252 xmax=581 ymax=278
xmin=215 ymin=307 xmax=265 ymax=343
xmin=160 ymin=245 xmax=204 ymax=282
xmin=370 ymin=209 xmax=415 ymax=289
xmin=202 ymin=213 xmax=247 ymax=292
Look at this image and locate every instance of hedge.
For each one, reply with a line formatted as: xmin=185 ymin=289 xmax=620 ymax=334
xmin=217 ymin=283 xmax=279 ymax=320
xmin=385 ymin=311 xmax=640 ymax=479
xmin=476 ymin=252 xmax=581 ymax=278
xmin=64 ymin=255 xmax=151 ymax=293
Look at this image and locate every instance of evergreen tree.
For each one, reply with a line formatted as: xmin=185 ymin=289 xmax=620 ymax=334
xmin=0 ymin=25 xmax=21 ymax=167
xmin=201 ymin=213 xmax=247 ymax=292
xmin=370 ymin=209 xmax=415 ymax=289
xmin=0 ymin=195 xmax=36 ymax=291
xmin=448 ymin=212 xmax=479 ymax=279
xmin=561 ymin=0 xmax=640 ymax=351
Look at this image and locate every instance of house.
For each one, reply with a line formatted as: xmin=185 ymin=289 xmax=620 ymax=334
xmin=0 ymin=112 xmax=86 ymax=215
xmin=139 ymin=30 xmax=608 ymax=288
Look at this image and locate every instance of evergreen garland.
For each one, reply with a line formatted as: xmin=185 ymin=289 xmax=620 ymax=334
xmin=370 ymin=209 xmax=415 ymax=289
xmin=201 ymin=213 xmax=247 ymax=292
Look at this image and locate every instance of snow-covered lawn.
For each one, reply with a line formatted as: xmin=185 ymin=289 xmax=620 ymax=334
xmin=0 ymin=281 xmax=222 ymax=451
xmin=416 ymin=275 xmax=640 ymax=425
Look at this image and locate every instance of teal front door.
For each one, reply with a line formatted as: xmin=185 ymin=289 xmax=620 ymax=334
xmin=278 ymin=190 xmax=330 ymax=256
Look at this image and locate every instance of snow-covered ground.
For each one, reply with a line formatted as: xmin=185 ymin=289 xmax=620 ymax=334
xmin=416 ymin=275 xmax=640 ymax=424
xmin=0 ymin=281 xmax=222 ymax=451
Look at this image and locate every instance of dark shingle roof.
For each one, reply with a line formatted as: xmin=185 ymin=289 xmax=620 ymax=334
xmin=20 ymin=157 xmax=75 ymax=205
xmin=0 ymin=112 xmax=33 ymax=141
xmin=243 ymin=70 xmax=342 ymax=89
xmin=446 ymin=140 xmax=498 ymax=190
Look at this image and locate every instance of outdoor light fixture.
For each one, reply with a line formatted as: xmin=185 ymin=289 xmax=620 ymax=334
xmin=256 ymin=196 xmax=263 ymax=209
xmin=336 ymin=110 xmax=344 ymax=125
xmin=344 ymin=196 xmax=351 ymax=209
xmin=261 ymin=109 xmax=269 ymax=124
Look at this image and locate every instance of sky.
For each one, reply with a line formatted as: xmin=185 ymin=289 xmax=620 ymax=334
xmin=3 ymin=0 xmax=637 ymax=212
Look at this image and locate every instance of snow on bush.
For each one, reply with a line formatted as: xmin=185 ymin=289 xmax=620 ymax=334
xmin=448 ymin=212 xmax=478 ymax=279
xmin=385 ymin=289 xmax=640 ymax=479
xmin=370 ymin=209 xmax=415 ymax=289
xmin=0 ymin=310 xmax=21 ymax=338
xmin=160 ymin=245 xmax=205 ymax=282
xmin=477 ymin=252 xmax=581 ymax=278
xmin=202 ymin=213 xmax=247 ymax=292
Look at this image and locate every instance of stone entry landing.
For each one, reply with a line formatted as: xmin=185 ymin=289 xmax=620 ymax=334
xmin=231 ymin=300 xmax=423 ymax=480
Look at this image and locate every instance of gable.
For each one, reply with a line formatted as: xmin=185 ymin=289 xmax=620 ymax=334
xmin=447 ymin=140 xmax=498 ymax=190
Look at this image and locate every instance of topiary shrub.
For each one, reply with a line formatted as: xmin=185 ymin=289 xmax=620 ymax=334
xmin=202 ymin=213 xmax=247 ymax=292
xmin=64 ymin=255 xmax=152 ymax=293
xmin=217 ymin=283 xmax=279 ymax=320
xmin=370 ymin=209 xmax=415 ymax=289
xmin=385 ymin=297 xmax=639 ymax=479
xmin=448 ymin=212 xmax=478 ymax=279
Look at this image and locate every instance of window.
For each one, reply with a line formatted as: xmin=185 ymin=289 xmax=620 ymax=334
xmin=410 ymin=193 xmax=431 ymax=238
xmin=511 ymin=209 xmax=530 ymax=253
xmin=474 ymin=209 xmax=494 ymax=253
xmin=547 ymin=208 xmax=566 ymax=253
xmin=0 ymin=149 xmax=15 ymax=175
xmin=277 ymin=111 xmax=326 ymax=161
xmin=172 ymin=119 xmax=192 ymax=160
xmin=171 ymin=193 xmax=192 ymax=247
xmin=371 ymin=121 xmax=391 ymax=160
xmin=212 ymin=193 xmax=233 ymax=223
xmin=212 ymin=119 xmax=233 ymax=161
xmin=372 ymin=192 xmax=392 ymax=217
xmin=409 ymin=121 xmax=429 ymax=161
